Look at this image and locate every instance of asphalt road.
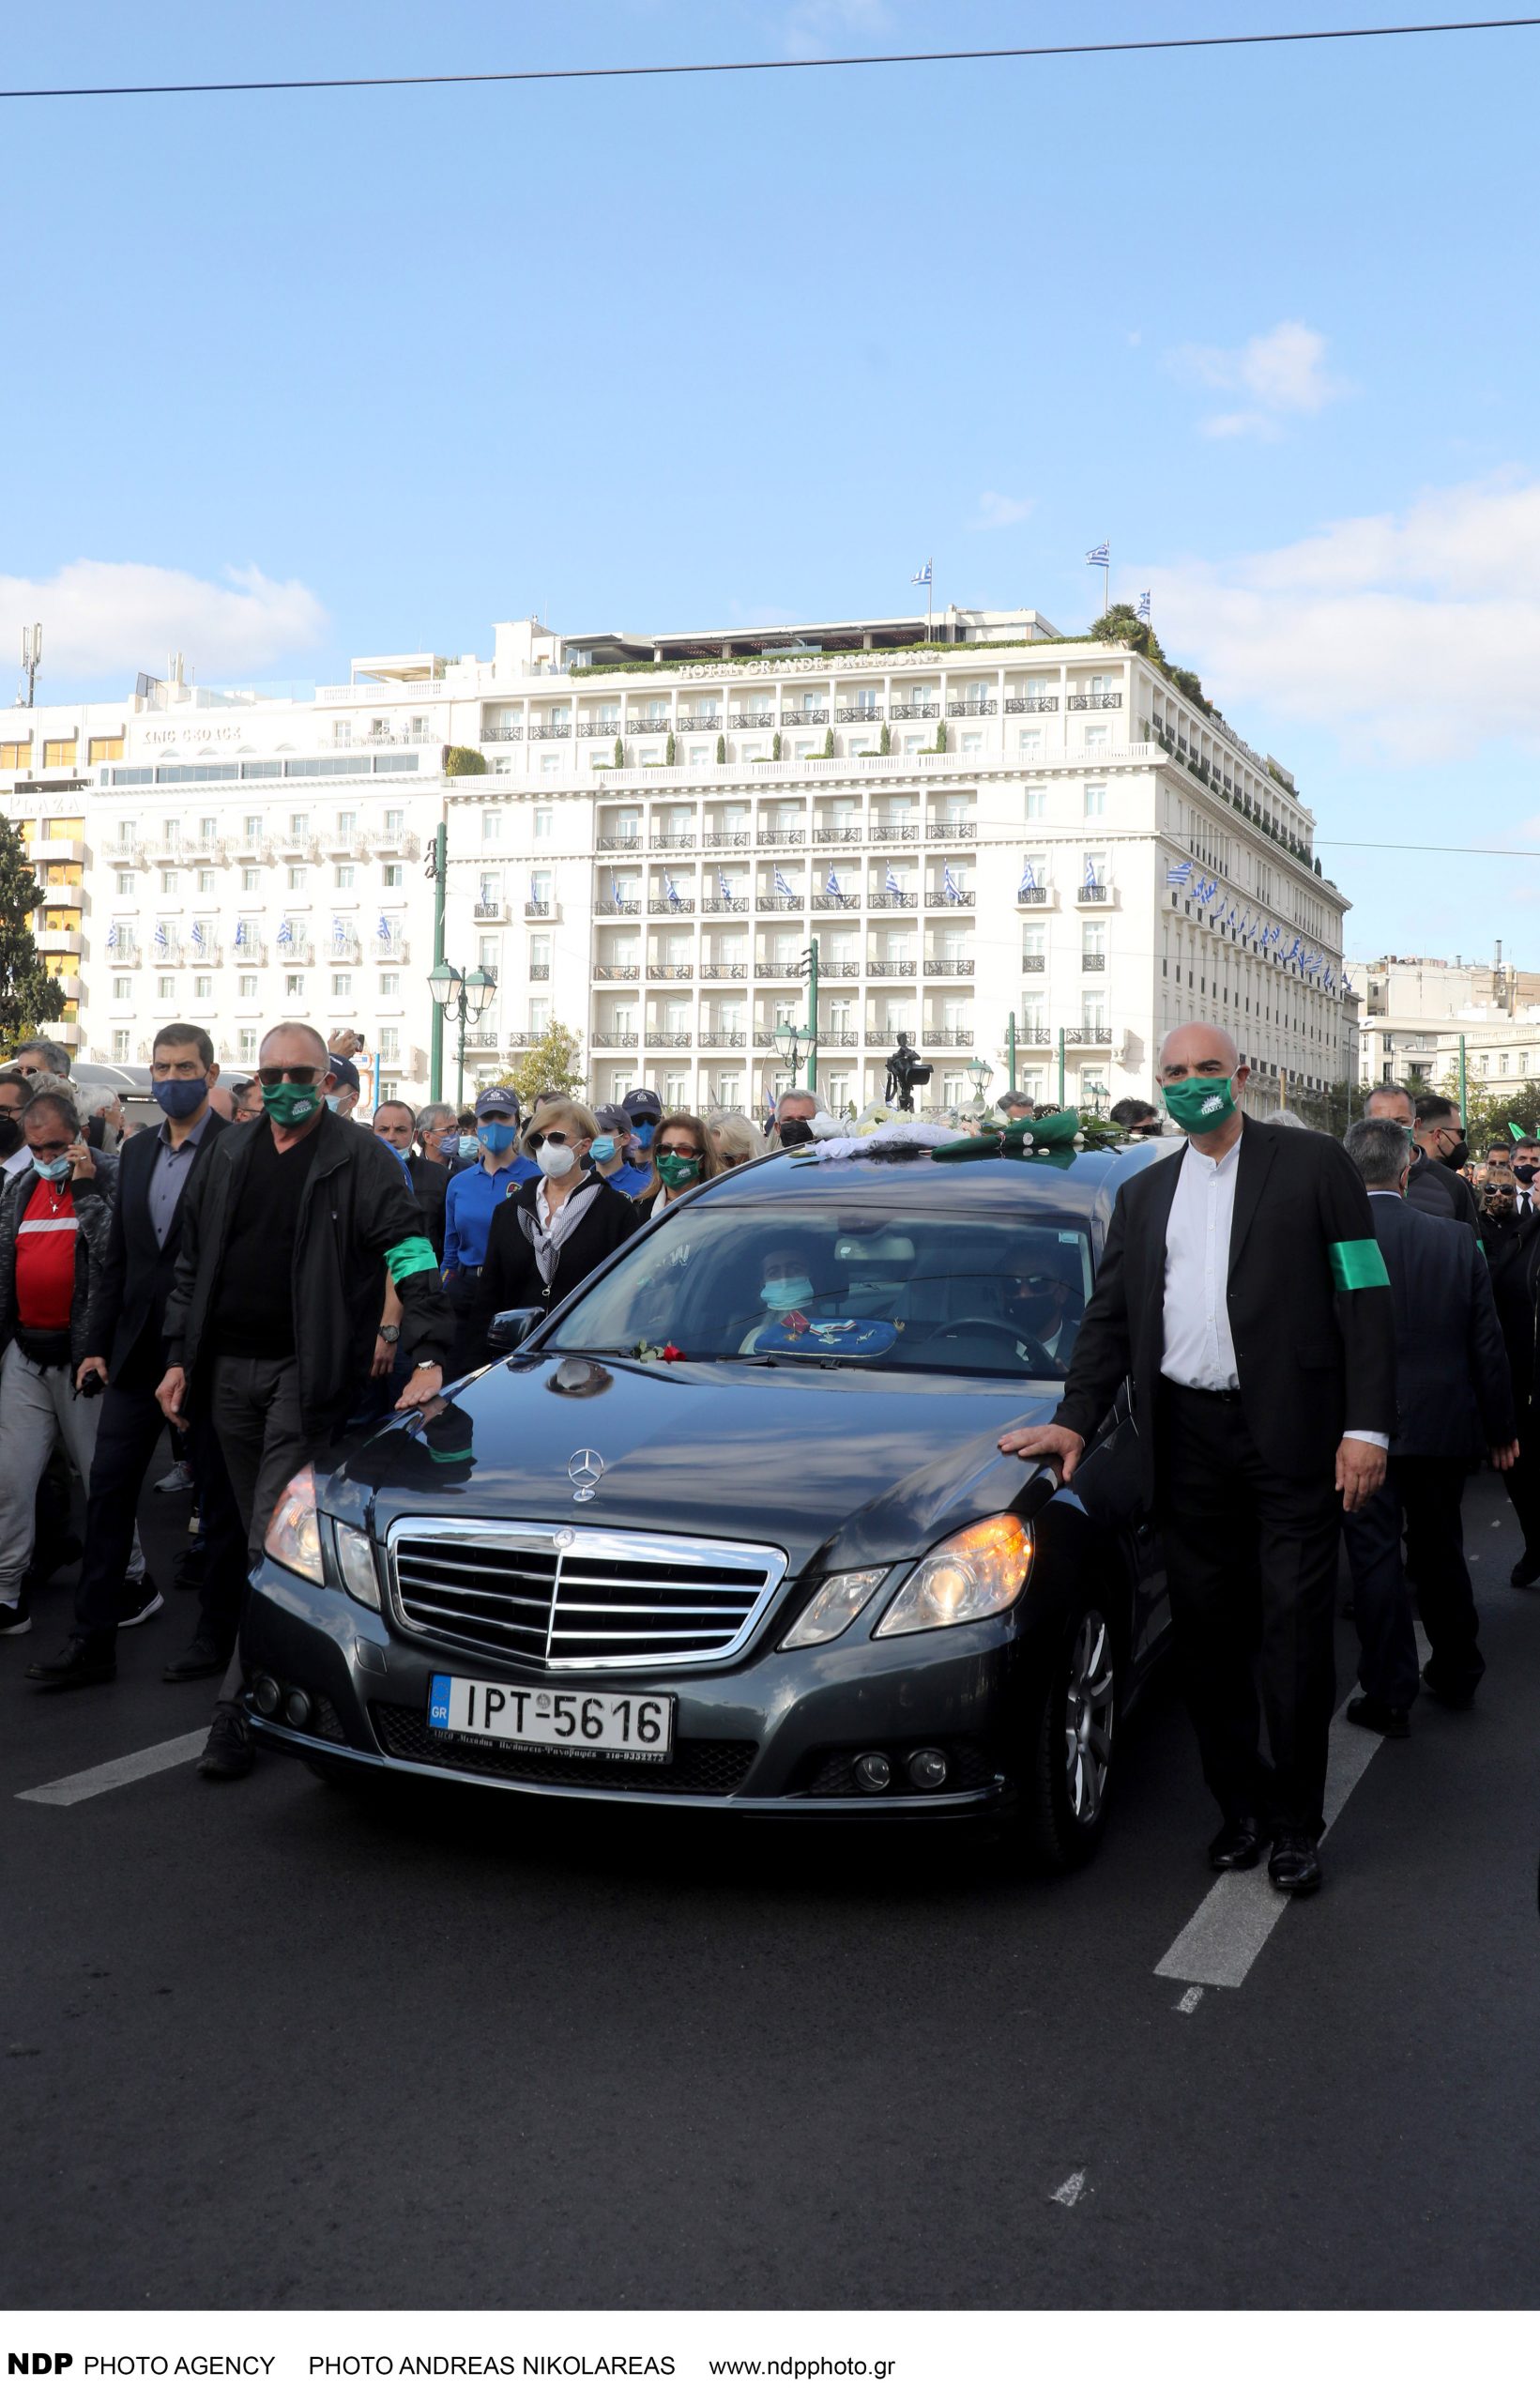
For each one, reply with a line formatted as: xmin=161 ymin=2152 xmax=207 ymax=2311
xmin=5 ymin=1453 xmax=1540 ymax=2312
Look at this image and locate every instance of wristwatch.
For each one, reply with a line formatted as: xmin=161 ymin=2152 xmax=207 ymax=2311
xmin=377 ymin=1324 xmax=401 ymax=1344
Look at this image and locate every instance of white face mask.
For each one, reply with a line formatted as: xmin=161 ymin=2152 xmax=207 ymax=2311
xmin=537 ymin=1139 xmax=577 ymax=1179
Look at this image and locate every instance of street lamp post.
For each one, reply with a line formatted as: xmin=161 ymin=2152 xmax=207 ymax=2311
xmin=968 ymin=1054 xmax=992 ymax=1112
xmin=427 ymin=958 xmax=498 ymax=1107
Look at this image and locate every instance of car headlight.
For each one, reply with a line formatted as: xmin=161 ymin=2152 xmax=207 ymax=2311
xmin=332 ymin=1521 xmax=382 ymax=1610
xmin=873 ymin=1513 xmax=1032 ymax=1639
xmin=779 ymin=1567 xmax=887 ymax=1650
xmin=265 ymin=1466 xmax=323 ymax=1584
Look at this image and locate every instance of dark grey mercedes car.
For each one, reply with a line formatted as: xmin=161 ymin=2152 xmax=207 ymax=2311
xmin=246 ymin=1137 xmax=1171 ymax=1866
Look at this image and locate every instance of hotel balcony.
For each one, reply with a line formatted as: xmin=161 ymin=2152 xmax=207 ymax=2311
xmin=1004 ymin=695 xmax=1059 ymax=713
xmin=866 ymin=958 xmax=917 ymax=976
xmin=103 ymin=839 xmax=146 ymax=866
xmin=1075 ymin=883 xmax=1112 ymax=906
xmin=780 ymin=709 xmax=829 ymax=727
xmin=1081 ymin=951 xmax=1106 ymax=972
xmin=525 ymin=898 xmax=554 ymax=919
xmin=814 ymin=823 xmax=863 ymax=845
xmin=700 ymin=1027 xmax=748 ymax=1048
xmin=28 ymin=837 xmax=85 ymax=867
xmin=573 ymin=721 xmax=613 ymax=740
xmin=703 ymin=826 xmax=752 ymax=849
xmin=924 ymin=957 xmax=975 ymax=976
xmin=818 ymin=957 xmax=860 ymax=981
xmin=925 ymin=820 xmax=976 ymax=841
xmin=889 ymin=703 xmax=939 ymax=721
xmin=627 ymin=718 xmax=671 ymax=735
xmin=593 ymin=962 xmax=642 ymax=980
xmin=946 ymin=700 xmax=997 ymax=718
xmin=648 ymin=961 xmax=694 ymax=982
xmin=36 ymin=920 xmax=83 ymax=957
xmin=1067 ymin=691 xmax=1122 ymax=712
xmin=835 ymin=705 xmax=883 ymax=724
xmin=597 ymin=832 xmax=644 ymax=852
xmin=364 ymin=823 xmax=419 ymax=859
xmin=757 ymin=823 xmax=806 ymax=847
xmin=372 ymin=936 xmax=407 ymax=962
xmin=645 ymin=1031 xmax=694 ymax=1051
xmin=473 ymin=898 xmax=508 ymax=922
xmin=593 ymin=1028 xmax=641 ymax=1049
xmin=924 ymin=888 xmax=976 ymax=908
xmin=700 ymin=961 xmax=749 ymax=981
xmin=870 ymin=819 xmax=920 ymax=843
xmin=868 ymin=890 xmax=919 ymax=911
xmin=649 ymin=831 xmax=697 ymax=851
xmin=922 ymin=1028 xmax=973 ymax=1048
xmin=276 ymin=940 xmax=316 ymax=967
xmin=598 ymin=895 xmax=643 ymax=916
xmin=1016 ymin=887 xmax=1056 ymax=909
xmin=530 ymin=962 xmax=551 ymax=981
xmin=1061 ymin=1025 xmax=1112 ymax=1046
xmin=328 ymin=933 xmax=362 ymax=962
xmin=729 ymin=712 xmax=775 ymax=729
xmin=677 ymin=714 xmax=722 ymax=731
xmin=277 ymin=832 xmax=321 ymax=862
xmin=702 ymin=895 xmax=750 ymax=914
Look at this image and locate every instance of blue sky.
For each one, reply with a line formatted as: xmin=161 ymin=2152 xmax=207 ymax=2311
xmin=5 ymin=0 xmax=1540 ymax=961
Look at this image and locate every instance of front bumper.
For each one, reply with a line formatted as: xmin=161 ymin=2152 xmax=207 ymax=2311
xmin=243 ymin=1555 xmax=1029 ymax=1820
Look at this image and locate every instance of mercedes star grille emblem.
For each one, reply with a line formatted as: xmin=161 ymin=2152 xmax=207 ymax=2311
xmin=567 ymin=1448 xmax=605 ymax=1503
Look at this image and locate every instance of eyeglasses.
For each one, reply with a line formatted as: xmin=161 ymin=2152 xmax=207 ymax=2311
xmin=0 ymin=1102 xmax=23 ymax=1119
xmin=631 ymin=1118 xmax=660 ymax=1134
xmin=656 ymin=1143 xmax=701 ymax=1162
xmin=720 ymin=1151 xmax=751 ymax=1167
xmin=261 ymin=1064 xmax=325 ymax=1085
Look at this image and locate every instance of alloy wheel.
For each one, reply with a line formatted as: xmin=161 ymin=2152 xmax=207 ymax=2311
xmin=1061 ymin=1607 xmax=1115 ymax=1825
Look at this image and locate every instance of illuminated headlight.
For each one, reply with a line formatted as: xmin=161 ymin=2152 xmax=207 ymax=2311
xmin=780 ymin=1567 xmax=887 ymax=1650
xmin=264 ymin=1466 xmax=323 ymax=1584
xmin=332 ymin=1522 xmax=382 ymax=1610
xmin=874 ymin=1514 xmax=1032 ymax=1640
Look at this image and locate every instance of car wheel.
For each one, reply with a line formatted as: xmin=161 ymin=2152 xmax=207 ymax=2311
xmin=1024 ymin=1599 xmax=1118 ymax=1871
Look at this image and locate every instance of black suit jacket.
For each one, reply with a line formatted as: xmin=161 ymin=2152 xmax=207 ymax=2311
xmin=1407 ymin=1152 xmax=1484 ymax=1243
xmin=407 ymin=1155 xmax=451 ymax=1260
xmin=1483 ymin=1209 xmax=1540 ymax=1411
xmin=1366 ymin=1191 xmax=1513 ymax=1455
xmin=86 ymin=1112 xmax=231 ymax=1389
xmin=1055 ymin=1119 xmax=1396 ymax=1499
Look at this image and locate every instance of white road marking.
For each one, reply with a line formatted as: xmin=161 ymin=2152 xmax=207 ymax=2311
xmin=1154 ymin=1636 xmax=1430 ymax=1992
xmin=1173 ymin=1985 xmax=1204 ymax=2014
xmin=17 ymin=1728 xmax=206 ymax=1806
xmin=1050 ymin=2170 xmax=1088 ymax=2207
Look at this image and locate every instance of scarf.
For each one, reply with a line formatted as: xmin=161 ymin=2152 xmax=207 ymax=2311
xmin=518 ymin=1172 xmax=604 ymax=1287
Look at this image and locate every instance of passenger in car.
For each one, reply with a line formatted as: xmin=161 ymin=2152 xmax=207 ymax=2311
xmin=739 ymin=1245 xmax=820 ymax=1352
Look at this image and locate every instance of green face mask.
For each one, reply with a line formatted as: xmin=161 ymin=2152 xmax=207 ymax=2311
xmin=1161 ymin=1075 xmax=1237 ymax=1135
xmin=262 ymin=1079 xmax=323 ymax=1128
xmin=656 ymin=1153 xmax=702 ymax=1191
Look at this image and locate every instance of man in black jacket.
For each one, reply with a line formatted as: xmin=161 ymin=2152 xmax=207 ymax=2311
xmin=25 ymin=1023 xmax=246 ymax=1691
xmin=1000 ymin=1023 xmax=1396 ymax=1896
xmin=157 ymin=1020 xmax=454 ymax=1779
xmin=1339 ymin=1117 xmax=1517 ymax=1729
xmin=1479 ymin=1162 xmax=1540 ymax=1584
xmin=1407 ymin=1092 xmax=1484 ymax=1242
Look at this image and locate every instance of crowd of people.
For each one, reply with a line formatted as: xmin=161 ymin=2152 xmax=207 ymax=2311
xmin=3 ymin=1017 xmax=1530 ymax=1890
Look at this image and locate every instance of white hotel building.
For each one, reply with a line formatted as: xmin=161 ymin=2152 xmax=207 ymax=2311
xmin=0 ymin=606 xmax=1350 ymax=1112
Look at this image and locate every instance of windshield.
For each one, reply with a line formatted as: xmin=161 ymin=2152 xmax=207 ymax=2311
xmin=547 ymin=1204 xmax=1094 ymax=1379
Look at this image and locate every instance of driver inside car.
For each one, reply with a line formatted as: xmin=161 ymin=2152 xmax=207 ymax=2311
xmin=740 ymin=1244 xmax=821 ymax=1353
xmin=1000 ymin=1257 xmax=1084 ymax=1366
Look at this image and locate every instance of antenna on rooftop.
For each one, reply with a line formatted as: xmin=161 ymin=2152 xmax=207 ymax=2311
xmin=18 ymin=621 xmax=41 ymax=707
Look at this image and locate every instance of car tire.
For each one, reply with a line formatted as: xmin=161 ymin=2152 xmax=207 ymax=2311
xmin=1023 ymin=1599 xmax=1119 ymax=1872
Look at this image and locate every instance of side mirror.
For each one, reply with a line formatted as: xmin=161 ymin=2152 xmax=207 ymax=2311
xmin=488 ymin=1307 xmax=543 ymax=1353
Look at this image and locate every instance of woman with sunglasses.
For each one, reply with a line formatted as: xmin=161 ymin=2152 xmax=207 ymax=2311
xmin=706 ymin=1110 xmax=765 ymax=1171
xmin=478 ymin=1097 xmax=637 ymax=1354
xmin=634 ymin=1110 xmax=722 ymax=1221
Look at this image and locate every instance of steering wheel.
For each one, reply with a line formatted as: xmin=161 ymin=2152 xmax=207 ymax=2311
xmin=913 ymin=1316 xmax=1060 ymax=1376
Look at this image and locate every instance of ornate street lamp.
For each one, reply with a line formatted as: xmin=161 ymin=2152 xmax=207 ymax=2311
xmin=426 ymin=958 xmax=497 ymax=1106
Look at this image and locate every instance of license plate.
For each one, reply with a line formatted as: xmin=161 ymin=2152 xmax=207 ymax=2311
xmin=426 ymin=1675 xmax=675 ymax=1762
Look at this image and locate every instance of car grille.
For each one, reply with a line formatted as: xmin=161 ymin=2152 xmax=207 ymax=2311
xmin=385 ymin=1517 xmax=786 ymax=1673
xmin=371 ymin=1703 xmax=757 ymax=1795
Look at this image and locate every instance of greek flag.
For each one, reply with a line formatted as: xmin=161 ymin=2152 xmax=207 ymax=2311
xmin=154 ymin=922 xmax=167 ymax=953
xmin=664 ymin=873 xmax=681 ymax=907
xmin=1136 ymin=590 xmax=1151 ymax=623
xmin=1083 ymin=857 xmax=1097 ymax=887
xmin=191 ymin=921 xmax=205 ymax=951
xmin=236 ymin=921 xmax=249 ymax=950
xmin=1018 ymin=859 xmax=1038 ymax=896
xmin=278 ymin=917 xmax=293 ymax=948
xmin=331 ymin=916 xmax=345 ymax=943
xmin=943 ymin=866 xmax=964 ymax=902
xmin=885 ymin=865 xmax=903 ymax=899
xmin=910 ymin=559 xmax=932 ymax=589
xmin=773 ymin=867 xmax=795 ymax=900
xmin=1085 ymin=542 xmax=1110 ymax=568
xmin=1166 ymin=861 xmax=1193 ymax=888
xmin=719 ymin=867 xmax=733 ymax=900
xmin=612 ymin=879 xmax=622 ymax=909
xmin=377 ymin=913 xmax=392 ymax=942
xmin=107 ymin=924 xmax=119 ymax=950
xmin=825 ymin=869 xmax=844 ymax=904
xmin=1194 ymin=876 xmax=1218 ymax=906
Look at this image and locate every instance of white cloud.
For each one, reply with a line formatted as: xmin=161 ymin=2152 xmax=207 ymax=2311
xmin=969 ymin=490 xmax=1034 ymax=531
xmin=0 ymin=559 xmax=328 ymax=684
xmin=1173 ymin=319 xmax=1348 ymax=438
xmin=1139 ymin=475 xmax=1540 ymax=762
xmin=779 ymin=0 xmax=891 ymax=60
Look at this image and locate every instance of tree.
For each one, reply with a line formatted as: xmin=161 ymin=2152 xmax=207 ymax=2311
xmin=878 ymin=721 xmax=892 ymax=756
xmin=715 ymin=734 xmax=727 ymax=764
xmin=1089 ymin=603 xmax=1157 ymax=658
xmin=504 ymin=1020 xmax=585 ymax=1106
xmin=932 ymin=719 xmax=948 ymax=753
xmin=665 ymin=731 xmax=677 ymax=767
xmin=0 ymin=817 xmax=65 ymax=1053
xmin=771 ymin=730 xmax=783 ymax=761
xmin=820 ymin=726 xmax=834 ymax=758
xmin=614 ymin=735 xmax=625 ymax=769
xmin=443 ymin=746 xmax=486 ymax=778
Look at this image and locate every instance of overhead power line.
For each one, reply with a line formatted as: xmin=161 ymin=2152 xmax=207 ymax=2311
xmin=2 ymin=17 xmax=1538 ymax=102
xmin=1319 ymin=838 xmax=1540 ymax=857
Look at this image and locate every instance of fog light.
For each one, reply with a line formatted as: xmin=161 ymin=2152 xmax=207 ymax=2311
xmin=907 ymin=1747 xmax=948 ymax=1790
xmin=282 ymin=1687 xmax=312 ymax=1729
xmin=853 ymin=1751 xmax=892 ymax=1794
xmin=252 ymin=1674 xmax=282 ymax=1719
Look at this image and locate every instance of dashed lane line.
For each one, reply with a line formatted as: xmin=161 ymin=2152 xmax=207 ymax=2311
xmin=16 ymin=1727 xmax=206 ymax=1805
xmin=1154 ymin=1639 xmax=1429 ymax=1992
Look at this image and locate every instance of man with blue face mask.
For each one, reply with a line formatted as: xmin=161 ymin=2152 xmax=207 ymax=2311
xmin=588 ymin=1104 xmax=652 ymax=1200
xmin=442 ymin=1085 xmax=539 ymax=1375
xmin=27 ymin=1023 xmax=247 ymax=1688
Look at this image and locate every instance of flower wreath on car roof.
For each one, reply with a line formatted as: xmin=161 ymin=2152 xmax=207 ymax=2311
xmin=800 ymin=1103 xmax=1127 ymax=1167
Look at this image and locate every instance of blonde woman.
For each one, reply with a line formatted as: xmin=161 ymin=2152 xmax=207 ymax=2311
xmin=635 ymin=1110 xmax=722 ymax=1220
xmin=477 ymin=1096 xmax=636 ymax=1346
xmin=707 ymin=1110 xmax=766 ymax=1170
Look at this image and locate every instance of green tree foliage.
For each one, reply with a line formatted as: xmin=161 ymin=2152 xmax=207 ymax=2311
xmin=504 ymin=1019 xmax=585 ymax=1106
xmin=771 ymin=730 xmax=783 ymax=761
xmin=820 ymin=726 xmax=834 ymax=758
xmin=614 ymin=735 xmax=625 ymax=769
xmin=443 ymin=746 xmax=487 ymax=778
xmin=1089 ymin=604 xmax=1213 ymax=718
xmin=877 ymin=721 xmax=892 ymax=756
xmin=715 ymin=734 xmax=727 ymax=764
xmin=0 ymin=816 xmax=65 ymax=1052
xmin=665 ymin=732 xmax=677 ymax=767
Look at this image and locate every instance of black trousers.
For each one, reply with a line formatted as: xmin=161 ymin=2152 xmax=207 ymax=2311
xmin=73 ymin=1383 xmax=249 ymax=1654
xmin=1156 ymin=1379 xmax=1342 ymax=1837
xmin=1502 ymin=1400 xmax=1540 ymax=1558
xmin=1376 ymin=1454 xmax=1482 ymax=1695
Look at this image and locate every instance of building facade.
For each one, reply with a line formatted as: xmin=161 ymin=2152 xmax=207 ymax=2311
xmin=1349 ymin=951 xmax=1540 ymax=1110
xmin=0 ymin=608 xmax=1351 ymax=1113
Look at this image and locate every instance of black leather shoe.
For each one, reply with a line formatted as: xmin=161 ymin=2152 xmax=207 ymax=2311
xmin=1268 ymin=1833 xmax=1322 ymax=1894
xmin=1511 ymin=1551 xmax=1540 ymax=1588
xmin=1346 ymin=1693 xmax=1410 ymax=1737
xmin=163 ymin=1635 xmax=230 ymax=1683
xmin=25 ymin=1631 xmax=116 ymax=1688
xmin=198 ymin=1701 xmax=254 ymax=1780
xmin=1422 ymin=1667 xmax=1477 ymax=1710
xmin=1208 ymin=1815 xmax=1262 ymax=1871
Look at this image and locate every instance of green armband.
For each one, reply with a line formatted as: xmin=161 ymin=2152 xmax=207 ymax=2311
xmin=385 ymin=1235 xmax=439 ymax=1285
xmin=1330 ymin=1237 xmax=1389 ymax=1293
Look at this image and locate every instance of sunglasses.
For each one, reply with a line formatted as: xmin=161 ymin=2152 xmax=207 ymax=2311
xmin=261 ymin=1064 xmax=325 ymax=1085
xmin=656 ymin=1144 xmax=701 ymax=1162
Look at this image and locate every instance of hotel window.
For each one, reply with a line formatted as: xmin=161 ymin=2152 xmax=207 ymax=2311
xmin=239 ymin=973 xmax=258 ymax=998
xmin=589 ymin=749 xmax=611 ymax=770
xmin=638 ymin=748 xmax=662 ymax=768
xmin=332 ymin=721 xmax=350 ymax=744
xmin=112 ymin=1029 xmax=130 ymax=1063
xmin=89 ymin=736 xmax=125 ymax=765
xmin=384 ymin=809 xmax=404 ymax=834
xmin=112 ymin=976 xmax=130 ymax=1001
xmin=379 ymin=1027 xmax=401 ymax=1062
xmin=334 ymin=865 xmax=356 ymax=889
xmin=382 ymin=863 xmax=404 ymax=889
xmin=115 ymin=819 xmax=136 ymax=844
xmin=115 ymin=870 xmax=136 ymax=896
xmin=1084 ymin=723 xmax=1108 ymax=753
xmin=156 ymin=975 xmax=175 ymax=1001
xmin=161 ymin=870 xmax=179 ymax=895
xmin=196 ymin=869 xmax=215 ymax=894
xmin=289 ymin=813 xmax=310 ymax=837
xmin=194 ymin=975 xmax=212 ymax=1000
xmin=903 ymin=735 xmax=925 ymax=755
xmin=0 ymin=743 xmax=32 ymax=771
xmin=961 ymin=733 xmax=983 ymax=757
xmin=598 ymin=703 xmax=620 ymax=728
xmin=285 ymin=973 xmax=305 ymax=1000
xmin=481 ymin=810 xmax=502 ymax=843
xmin=241 ymin=867 xmax=260 ymax=892
xmin=331 ymin=974 xmax=353 ymax=998
xmin=541 ymin=752 xmax=561 ymax=776
xmin=237 ymin=1028 xmax=257 ymax=1064
xmin=663 ymin=1073 xmax=687 ymax=1110
xmin=380 ymin=971 xmax=401 ymax=997
xmin=1025 ymin=787 xmax=1046 ymax=820
xmin=1085 ymin=784 xmax=1106 ymax=819
xmin=1083 ymin=989 xmax=1109 ymax=1034
xmin=287 ymin=866 xmax=308 ymax=891
xmin=530 ymin=999 xmax=552 ymax=1036
xmin=336 ymin=809 xmax=356 ymax=837
xmin=855 ymin=687 xmax=879 ymax=714
xmin=1017 ymin=727 xmax=1044 ymax=760
xmin=41 ymin=738 xmax=74 ymax=767
xmin=534 ymin=806 xmax=553 ymax=837
xmin=244 ymin=815 xmax=263 ymax=841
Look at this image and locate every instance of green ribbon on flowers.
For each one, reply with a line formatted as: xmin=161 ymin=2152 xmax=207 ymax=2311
xmin=1329 ymin=1238 xmax=1390 ymax=1293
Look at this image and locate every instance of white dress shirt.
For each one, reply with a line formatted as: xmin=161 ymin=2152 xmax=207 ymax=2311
xmin=1161 ymin=1123 xmax=1387 ymax=1446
